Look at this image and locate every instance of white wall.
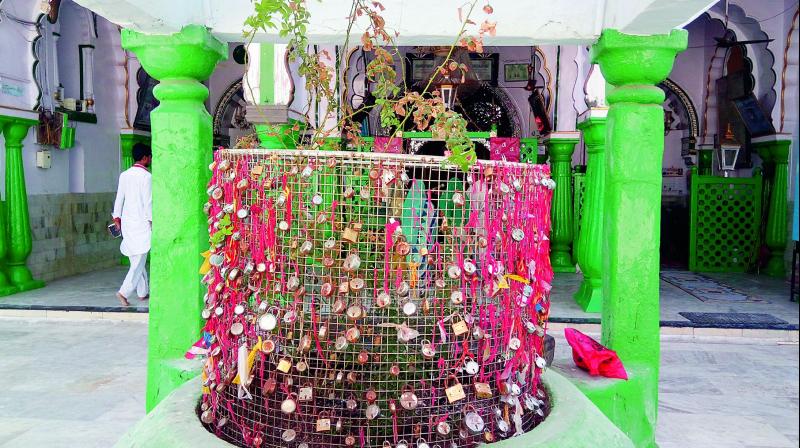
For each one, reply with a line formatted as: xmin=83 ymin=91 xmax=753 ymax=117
xmin=0 ymin=0 xmax=138 ymax=196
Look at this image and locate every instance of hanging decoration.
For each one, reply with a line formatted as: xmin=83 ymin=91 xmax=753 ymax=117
xmin=196 ymin=149 xmax=555 ymax=447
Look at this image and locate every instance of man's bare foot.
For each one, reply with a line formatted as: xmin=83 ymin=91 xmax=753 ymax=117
xmin=116 ymin=292 xmax=130 ymax=307
xmin=139 ymin=295 xmax=150 ymax=301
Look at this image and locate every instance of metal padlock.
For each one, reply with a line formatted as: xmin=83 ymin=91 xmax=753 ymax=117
xmin=365 ymin=403 xmax=380 ymax=420
xmin=445 ymin=375 xmax=466 ymax=403
xmin=437 ymin=420 xmax=452 ymax=436
xmin=276 ymin=357 xmax=292 ymax=373
xmin=464 ymin=357 xmax=480 ymax=375
xmin=421 ymin=340 xmax=436 ymax=359
xmin=299 ymin=384 xmax=313 ymax=402
xmin=376 ymin=291 xmax=392 ymax=308
xmin=316 ymin=413 xmax=331 ymax=432
xmin=452 ymin=315 xmax=469 ymax=337
xmin=400 ymin=384 xmax=419 ymax=410
xmin=342 ymin=227 xmax=359 ymax=244
xmin=463 ymin=405 xmax=485 ymax=434
xmin=281 ymin=393 xmax=298 ymax=414
xmin=473 ymin=381 xmax=493 ymax=399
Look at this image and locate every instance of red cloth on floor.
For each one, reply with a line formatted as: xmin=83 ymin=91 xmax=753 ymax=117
xmin=564 ymin=328 xmax=628 ymax=380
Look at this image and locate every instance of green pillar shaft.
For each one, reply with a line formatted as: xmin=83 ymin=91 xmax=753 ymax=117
xmin=755 ymin=137 xmax=792 ymax=277
xmin=545 ymin=134 xmax=579 ymax=272
xmin=0 ymin=119 xmax=20 ymax=296
xmin=120 ymin=135 xmax=135 ymax=171
xmin=122 ymin=25 xmax=226 ymax=411
xmin=589 ymin=29 xmax=687 ymax=448
xmin=1 ymin=117 xmax=44 ymax=292
xmin=574 ymin=113 xmax=607 ymax=312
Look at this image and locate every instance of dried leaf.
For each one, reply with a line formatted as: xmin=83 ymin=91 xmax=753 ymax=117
xmin=480 ymin=20 xmax=497 ymax=37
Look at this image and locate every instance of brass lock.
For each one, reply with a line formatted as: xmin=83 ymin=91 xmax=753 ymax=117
xmin=276 ymin=357 xmax=292 ymax=373
xmin=342 ymin=227 xmax=359 ymax=244
xmin=473 ymin=381 xmax=493 ymax=399
xmin=452 ymin=314 xmax=469 ymax=337
xmin=316 ymin=412 xmax=331 ymax=432
xmin=445 ymin=375 xmax=466 ymax=403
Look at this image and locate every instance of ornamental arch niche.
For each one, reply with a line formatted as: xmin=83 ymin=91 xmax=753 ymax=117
xmin=659 ymin=78 xmax=699 ymax=163
xmin=700 ymin=4 xmax=777 ymax=141
xmin=213 ymin=79 xmax=253 ymax=148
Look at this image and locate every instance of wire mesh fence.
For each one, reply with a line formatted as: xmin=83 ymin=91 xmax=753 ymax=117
xmin=198 ymin=149 xmax=555 ymax=447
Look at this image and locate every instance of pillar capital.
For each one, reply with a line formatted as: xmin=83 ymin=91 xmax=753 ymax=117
xmin=121 ymin=25 xmax=227 ymax=83
xmin=753 ymin=134 xmax=792 ymax=162
xmin=576 ymin=109 xmax=608 ymax=152
xmin=591 ymin=29 xmax=688 ymax=104
xmin=1 ymin=117 xmax=37 ymax=141
xmin=543 ymin=132 xmax=580 ymax=161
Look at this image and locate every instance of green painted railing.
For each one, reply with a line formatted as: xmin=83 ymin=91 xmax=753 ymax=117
xmin=689 ymin=167 xmax=763 ymax=272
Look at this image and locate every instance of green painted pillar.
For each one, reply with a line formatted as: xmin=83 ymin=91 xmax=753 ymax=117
xmin=753 ymin=134 xmax=792 ymax=277
xmin=573 ymin=109 xmax=607 ymax=312
xmin=121 ymin=25 xmax=227 ymax=411
xmin=589 ymin=29 xmax=687 ymax=448
xmin=1 ymin=117 xmax=44 ymax=292
xmin=543 ymin=132 xmax=580 ymax=272
xmin=0 ymin=118 xmax=21 ymax=296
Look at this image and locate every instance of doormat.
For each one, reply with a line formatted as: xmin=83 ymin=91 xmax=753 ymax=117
xmin=660 ymin=270 xmax=763 ymax=303
xmin=679 ymin=312 xmax=788 ymax=326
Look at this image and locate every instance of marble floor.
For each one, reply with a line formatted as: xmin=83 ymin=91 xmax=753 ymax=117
xmin=549 ymin=270 xmax=798 ymax=327
xmin=2 ymin=267 xmax=796 ymax=328
xmin=0 ymin=317 xmax=795 ymax=447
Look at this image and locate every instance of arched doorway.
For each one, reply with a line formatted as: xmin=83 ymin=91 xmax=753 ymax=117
xmin=212 ymin=79 xmax=253 ymax=148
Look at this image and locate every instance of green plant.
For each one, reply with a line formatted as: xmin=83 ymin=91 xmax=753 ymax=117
xmin=241 ymin=0 xmax=497 ymax=171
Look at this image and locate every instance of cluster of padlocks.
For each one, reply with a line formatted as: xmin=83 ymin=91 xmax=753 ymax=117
xmin=197 ymin=149 xmax=555 ymax=447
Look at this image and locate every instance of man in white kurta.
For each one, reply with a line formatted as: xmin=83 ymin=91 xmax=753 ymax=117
xmin=112 ymin=143 xmax=152 ymax=306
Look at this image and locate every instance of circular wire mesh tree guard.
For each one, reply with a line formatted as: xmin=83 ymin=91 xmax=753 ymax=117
xmin=199 ymin=149 xmax=555 ymax=448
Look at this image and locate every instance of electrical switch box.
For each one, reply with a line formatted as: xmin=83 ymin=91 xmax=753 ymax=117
xmin=36 ymin=149 xmax=52 ymax=169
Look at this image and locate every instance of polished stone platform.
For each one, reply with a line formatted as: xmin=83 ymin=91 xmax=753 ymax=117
xmin=0 ymin=318 xmax=796 ymax=448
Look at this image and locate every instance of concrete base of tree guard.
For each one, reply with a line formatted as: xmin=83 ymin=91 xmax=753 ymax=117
xmin=114 ymin=369 xmax=634 ymax=448
xmin=559 ymin=361 xmax=658 ymax=448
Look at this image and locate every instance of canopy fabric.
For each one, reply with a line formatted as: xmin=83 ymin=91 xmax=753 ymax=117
xmin=74 ymin=0 xmax=716 ymax=44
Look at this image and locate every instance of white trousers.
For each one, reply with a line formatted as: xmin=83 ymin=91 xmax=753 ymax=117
xmin=119 ymin=253 xmax=149 ymax=298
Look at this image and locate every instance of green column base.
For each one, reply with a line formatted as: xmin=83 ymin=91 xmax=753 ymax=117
xmin=6 ymin=264 xmax=44 ymax=292
xmin=574 ymin=276 xmax=603 ymax=312
xmin=0 ymin=284 xmax=19 ymax=297
xmin=763 ymin=257 xmax=786 ymax=277
xmin=552 ymin=252 xmax=577 ymax=273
